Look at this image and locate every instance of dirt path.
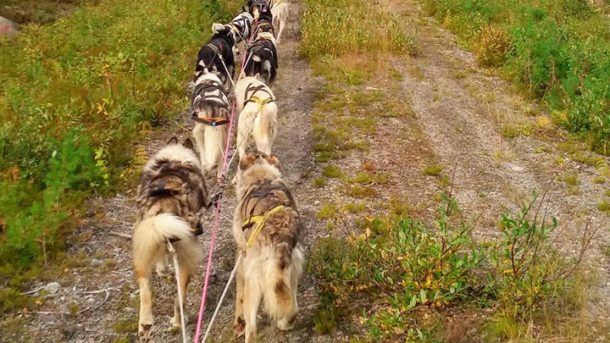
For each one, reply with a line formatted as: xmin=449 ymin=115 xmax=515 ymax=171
xmin=395 ymin=0 xmax=610 ymax=321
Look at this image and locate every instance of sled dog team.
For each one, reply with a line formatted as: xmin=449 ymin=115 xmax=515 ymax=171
xmin=131 ymin=0 xmax=297 ymax=342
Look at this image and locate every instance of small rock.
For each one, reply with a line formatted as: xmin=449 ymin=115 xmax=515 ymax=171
xmin=45 ymin=282 xmax=61 ymax=295
xmin=0 ymin=17 xmax=19 ymax=37
xmin=507 ymin=163 xmax=524 ymax=172
xmin=90 ymin=259 xmax=103 ymax=267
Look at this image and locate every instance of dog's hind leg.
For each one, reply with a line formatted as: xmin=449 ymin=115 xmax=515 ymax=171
xmin=233 ymin=257 xmax=246 ymax=337
xmin=136 ymin=270 xmax=154 ymax=342
xmin=243 ymin=278 xmax=263 ymax=343
xmin=171 ymin=263 xmax=191 ymax=330
xmin=193 ymin=123 xmax=207 ymax=172
xmin=276 ymin=18 xmax=285 ymax=45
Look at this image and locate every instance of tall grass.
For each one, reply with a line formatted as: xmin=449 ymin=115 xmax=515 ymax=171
xmin=423 ymin=0 xmax=610 ymax=154
xmin=0 ymin=0 xmax=238 ymax=291
xmin=301 ymin=0 xmax=414 ymax=58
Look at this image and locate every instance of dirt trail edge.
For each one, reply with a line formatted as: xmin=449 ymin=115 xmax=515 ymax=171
xmin=4 ymin=1 xmax=321 ymax=342
xmin=397 ymin=0 xmax=610 ymax=323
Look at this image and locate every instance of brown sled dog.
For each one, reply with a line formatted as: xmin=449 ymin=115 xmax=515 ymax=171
xmin=232 ymin=152 xmax=304 ymax=342
xmin=132 ymin=137 xmax=208 ymax=341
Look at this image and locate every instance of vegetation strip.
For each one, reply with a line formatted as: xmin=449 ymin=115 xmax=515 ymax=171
xmin=422 ymin=0 xmax=610 ymax=154
xmin=0 ymin=0 xmax=238 ymax=310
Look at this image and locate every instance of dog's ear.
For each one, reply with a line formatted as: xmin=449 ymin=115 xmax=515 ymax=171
xmin=239 ymin=153 xmax=258 ymax=171
xmin=183 ymin=138 xmax=195 ymax=151
xmin=264 ymin=154 xmax=281 ymax=171
xmin=167 ymin=137 xmax=179 ymax=145
xmin=211 ymin=23 xmax=225 ymax=33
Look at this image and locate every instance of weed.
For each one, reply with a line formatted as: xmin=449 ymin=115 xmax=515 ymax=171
xmin=597 ymin=200 xmax=610 ymax=213
xmin=475 ymin=25 xmax=512 ymax=67
xmin=423 ymin=164 xmax=443 ymax=176
xmin=485 ymin=193 xmax=597 ymax=340
xmin=501 ymin=124 xmax=531 ymax=138
xmin=313 ymin=177 xmax=327 ymax=188
xmin=560 ymin=173 xmax=580 ymax=187
xmin=322 ymin=165 xmax=344 ymax=178
xmin=112 ymin=318 xmax=139 ymax=334
xmin=345 ymin=185 xmax=377 ymax=198
xmin=317 ymin=203 xmax=338 ymax=220
xmin=310 ymin=196 xmax=485 ymax=340
xmin=344 ymin=202 xmax=366 ymax=214
xmin=592 ymin=176 xmax=606 ymax=184
xmin=352 ymin=172 xmax=374 ymax=185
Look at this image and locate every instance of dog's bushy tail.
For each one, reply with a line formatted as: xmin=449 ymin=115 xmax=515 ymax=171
xmin=132 ymin=214 xmax=193 ymax=273
xmin=193 ymin=123 xmax=227 ymax=177
xmin=263 ymin=243 xmax=304 ymax=328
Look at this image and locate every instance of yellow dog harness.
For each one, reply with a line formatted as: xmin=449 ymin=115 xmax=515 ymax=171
xmin=247 ymin=95 xmax=274 ymax=108
xmin=242 ymin=205 xmax=285 ymax=248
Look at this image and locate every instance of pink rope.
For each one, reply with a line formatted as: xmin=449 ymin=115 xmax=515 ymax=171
xmin=193 ymin=100 xmax=236 ymax=343
xmin=193 ymin=19 xmax=259 ymax=342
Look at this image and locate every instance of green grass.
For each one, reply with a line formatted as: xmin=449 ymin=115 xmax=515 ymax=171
xmin=423 ymin=164 xmax=443 ymax=176
xmin=316 ymin=203 xmax=338 ymax=221
xmin=422 ymin=0 xmax=610 ymax=154
xmin=0 ymin=0 xmax=240 ymax=309
xmin=322 ymin=165 xmax=344 ymax=178
xmin=598 ymin=200 xmax=610 ymax=214
xmin=560 ymin=173 xmax=580 ymax=187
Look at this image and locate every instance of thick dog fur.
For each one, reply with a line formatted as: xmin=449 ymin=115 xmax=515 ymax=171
xmin=271 ymin=2 xmax=289 ymax=45
xmin=244 ymin=31 xmax=278 ymax=84
xmin=195 ymin=26 xmax=236 ymax=86
xmin=132 ymin=137 xmax=208 ymax=342
xmin=232 ymin=153 xmax=304 ymax=342
xmin=219 ymin=11 xmax=254 ymax=44
xmin=234 ymin=76 xmax=278 ymax=160
xmin=191 ymin=72 xmax=230 ymax=181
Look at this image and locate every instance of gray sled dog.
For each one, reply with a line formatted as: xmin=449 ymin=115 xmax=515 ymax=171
xmin=232 ymin=152 xmax=304 ymax=343
xmin=132 ymin=137 xmax=208 ymax=342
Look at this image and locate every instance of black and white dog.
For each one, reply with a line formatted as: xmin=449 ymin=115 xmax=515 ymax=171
xmin=191 ymin=26 xmax=238 ymax=181
xmin=243 ymin=11 xmax=278 ymax=84
xmin=194 ymin=26 xmax=237 ymax=87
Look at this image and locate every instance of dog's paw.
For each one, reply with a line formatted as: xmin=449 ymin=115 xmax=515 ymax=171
xmin=170 ymin=314 xmax=181 ymax=328
xmin=277 ymin=314 xmax=297 ymax=331
xmin=233 ymin=317 xmax=245 ymax=337
xmin=138 ymin=323 xmax=153 ymax=342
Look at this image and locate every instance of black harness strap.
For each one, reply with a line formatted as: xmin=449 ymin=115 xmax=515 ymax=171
xmin=191 ymin=78 xmax=230 ymax=126
xmin=241 ymin=180 xmax=297 ymax=229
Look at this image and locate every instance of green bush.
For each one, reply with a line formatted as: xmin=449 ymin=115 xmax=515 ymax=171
xmin=310 ymin=196 xmax=486 ymax=339
xmin=310 ymin=194 xmax=592 ymax=339
xmin=423 ymin=0 xmax=610 ymax=154
xmin=0 ymin=0 xmax=238 ymax=289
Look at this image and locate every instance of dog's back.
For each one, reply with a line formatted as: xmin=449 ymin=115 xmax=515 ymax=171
xmin=133 ymin=138 xmax=207 ymax=339
xmin=233 ymin=153 xmax=303 ymax=340
xmin=244 ymin=32 xmax=278 ymax=84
